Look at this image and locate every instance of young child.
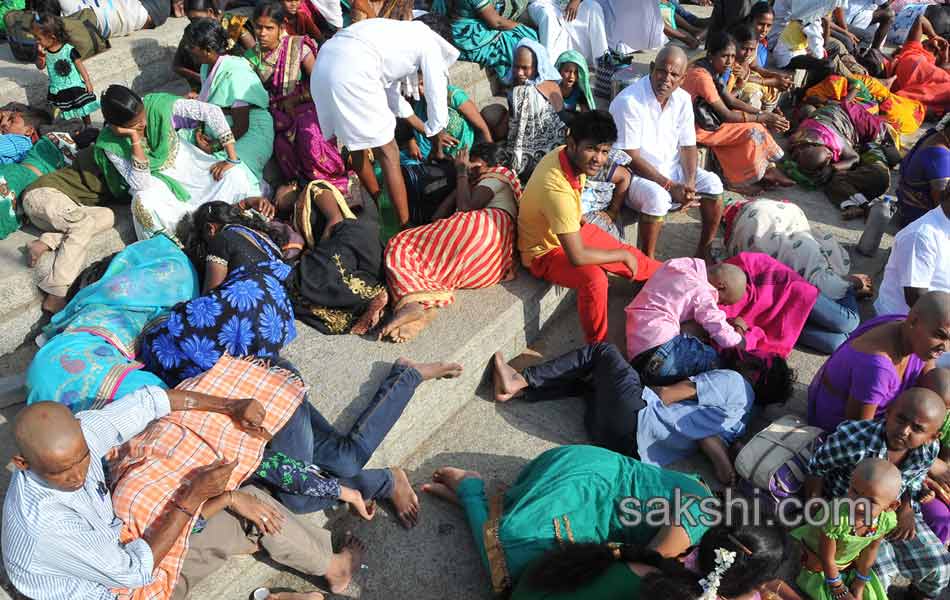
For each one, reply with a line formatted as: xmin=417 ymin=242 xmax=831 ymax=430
xmin=625 ymin=258 xmax=747 ymax=384
xmin=792 ymin=457 xmax=902 ymax=600
xmin=31 ymin=14 xmax=99 ymax=126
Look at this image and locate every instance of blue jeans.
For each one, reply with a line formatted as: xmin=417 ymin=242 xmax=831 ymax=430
xmin=263 ymin=359 xmax=423 ymax=513
xmin=798 ymin=290 xmax=860 ymax=355
xmin=522 ymin=342 xmax=645 ymax=457
xmin=638 ymin=334 xmax=719 ymax=385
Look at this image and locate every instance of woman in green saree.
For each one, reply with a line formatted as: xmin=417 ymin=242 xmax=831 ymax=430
xmin=182 ymin=18 xmax=275 ymax=189
xmin=421 ymin=444 xmax=715 ymax=594
xmin=432 ymin=0 xmax=539 ymax=78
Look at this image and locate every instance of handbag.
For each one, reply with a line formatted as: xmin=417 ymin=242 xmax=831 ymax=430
xmin=734 ymin=415 xmax=826 ymax=514
xmin=694 ymin=97 xmax=722 ymax=132
xmin=4 ymin=8 xmax=108 ymax=63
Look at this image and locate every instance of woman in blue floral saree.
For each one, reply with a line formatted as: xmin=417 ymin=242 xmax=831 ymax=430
xmin=139 ymin=201 xmax=298 ymax=387
xmin=26 ymin=235 xmax=199 ymax=411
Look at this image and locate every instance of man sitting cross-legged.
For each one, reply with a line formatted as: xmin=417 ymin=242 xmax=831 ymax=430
xmin=609 ymin=44 xmax=725 ymax=260
xmin=518 ymin=110 xmax=660 ymax=344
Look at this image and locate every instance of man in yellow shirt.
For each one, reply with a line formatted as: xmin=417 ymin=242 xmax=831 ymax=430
xmin=518 ymin=110 xmax=661 ymax=343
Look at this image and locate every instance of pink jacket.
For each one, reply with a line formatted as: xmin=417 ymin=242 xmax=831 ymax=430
xmin=625 ymin=258 xmax=743 ymax=359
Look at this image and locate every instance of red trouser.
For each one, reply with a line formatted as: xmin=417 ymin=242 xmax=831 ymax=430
xmin=529 ymin=224 xmax=661 ymax=343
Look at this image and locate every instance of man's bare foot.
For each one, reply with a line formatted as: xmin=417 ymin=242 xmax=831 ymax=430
xmin=26 ymin=240 xmax=50 ymax=267
xmin=394 ymin=357 xmax=463 ymax=380
xmin=728 ymin=182 xmax=764 ymax=196
xmin=42 ymin=293 xmax=67 ymax=314
xmin=421 ymin=466 xmax=483 ymax=506
xmin=351 ymin=289 xmax=388 ymax=335
xmin=389 ymin=307 xmax=438 ymax=343
xmin=325 ymin=535 xmax=365 ymax=594
xmin=492 ymin=352 xmax=528 ymax=402
xmin=389 ymin=467 xmax=420 ymax=528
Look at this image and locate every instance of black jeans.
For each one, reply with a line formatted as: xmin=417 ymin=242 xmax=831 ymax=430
xmin=263 ymin=359 xmax=423 ymax=513
xmin=522 ymin=342 xmax=646 ymax=457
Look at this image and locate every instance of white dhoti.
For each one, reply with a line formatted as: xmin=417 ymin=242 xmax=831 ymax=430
xmin=595 ymin=0 xmax=667 ymax=54
xmin=312 ymin=37 xmax=396 ymax=151
xmin=131 ymin=138 xmax=255 ymax=240
xmin=527 ymin=0 xmax=610 ymax=65
xmin=627 ymin=164 xmax=723 ymax=217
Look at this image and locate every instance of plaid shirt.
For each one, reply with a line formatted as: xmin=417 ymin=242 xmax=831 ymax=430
xmin=808 ymin=419 xmax=938 ymax=500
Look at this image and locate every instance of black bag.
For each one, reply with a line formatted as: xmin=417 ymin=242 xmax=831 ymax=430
xmin=402 ymin=160 xmax=457 ymax=225
xmin=4 ymin=8 xmax=108 ymax=63
xmin=694 ymin=97 xmax=722 ymax=132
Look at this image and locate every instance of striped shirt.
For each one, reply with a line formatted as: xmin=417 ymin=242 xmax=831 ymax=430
xmin=2 ymin=387 xmax=171 ymax=600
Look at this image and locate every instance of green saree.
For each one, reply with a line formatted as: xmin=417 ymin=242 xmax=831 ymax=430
xmin=195 ymin=55 xmax=275 ymax=188
xmin=457 ymin=445 xmax=713 ymax=593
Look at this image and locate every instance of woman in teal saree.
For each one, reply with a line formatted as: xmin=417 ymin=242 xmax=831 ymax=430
xmin=433 ymin=0 xmax=539 ymax=78
xmin=422 ymin=444 xmax=714 ymax=594
xmin=26 ymin=235 xmax=199 ymax=412
xmin=184 ymin=18 xmax=275 ymax=189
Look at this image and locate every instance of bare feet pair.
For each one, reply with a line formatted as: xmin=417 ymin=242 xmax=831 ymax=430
xmin=379 ymin=302 xmax=437 ymax=343
xmin=490 ymin=352 xmax=529 ymax=402
xmin=255 ymin=591 xmax=325 ymax=600
xmin=420 ymin=467 xmax=483 ymax=506
xmin=350 ymin=289 xmax=389 ymax=336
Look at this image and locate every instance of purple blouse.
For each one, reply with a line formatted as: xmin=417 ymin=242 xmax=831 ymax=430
xmin=807 ymin=314 xmax=926 ymax=432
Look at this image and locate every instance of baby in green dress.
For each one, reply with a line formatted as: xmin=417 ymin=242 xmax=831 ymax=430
xmin=792 ymin=457 xmax=903 ymax=600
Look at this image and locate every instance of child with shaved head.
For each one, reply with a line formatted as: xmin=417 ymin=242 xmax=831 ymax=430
xmin=793 ymin=458 xmax=902 ymax=600
xmin=806 ymin=387 xmax=950 ymax=599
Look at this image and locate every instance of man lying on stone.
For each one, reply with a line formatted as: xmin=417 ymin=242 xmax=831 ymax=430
xmin=258 ymin=357 xmax=463 ymax=528
xmin=2 ymin=389 xmax=365 ymax=600
xmin=491 ymin=342 xmax=794 ymax=484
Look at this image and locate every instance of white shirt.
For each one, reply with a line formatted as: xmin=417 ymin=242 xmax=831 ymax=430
xmin=875 ymin=206 xmax=950 ymax=315
xmin=609 ymin=75 xmax=695 ymax=177
xmin=333 ymin=19 xmax=460 ymax=137
xmin=59 ymin=0 xmax=149 ymax=38
xmin=845 ymin=0 xmax=888 ymax=28
xmin=2 ymin=386 xmax=171 ymax=600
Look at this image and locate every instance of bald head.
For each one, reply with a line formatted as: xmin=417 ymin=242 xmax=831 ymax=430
xmin=886 ymin=387 xmax=946 ymax=451
xmin=708 ymin=263 xmax=748 ymax=305
xmin=13 ymin=402 xmax=89 ymax=491
xmin=911 ymin=291 xmax=950 ymax=324
xmin=906 ymin=291 xmax=950 ymax=363
xmin=650 ymin=45 xmax=688 ymax=104
xmin=852 ymin=457 xmax=902 ymax=505
xmin=655 ymin=45 xmax=688 ymax=70
xmin=917 ymin=368 xmax=950 ymax=406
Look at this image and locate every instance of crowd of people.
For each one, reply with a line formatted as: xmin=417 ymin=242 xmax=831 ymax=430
xmin=1 ymin=0 xmax=950 ymax=598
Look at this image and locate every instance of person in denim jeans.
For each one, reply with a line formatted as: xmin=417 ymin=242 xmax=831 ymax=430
xmin=491 ymin=342 xmax=794 ymax=483
xmin=260 ymin=357 xmax=462 ymax=528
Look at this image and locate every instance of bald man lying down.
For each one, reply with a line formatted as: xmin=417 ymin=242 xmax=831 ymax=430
xmin=1 ymin=386 xmax=362 ymax=600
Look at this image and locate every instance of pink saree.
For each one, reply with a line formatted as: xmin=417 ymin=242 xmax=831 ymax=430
xmin=250 ymin=34 xmax=349 ymax=192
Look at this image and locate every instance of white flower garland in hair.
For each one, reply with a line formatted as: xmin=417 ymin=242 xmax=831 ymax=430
xmin=698 ymin=548 xmax=738 ymax=600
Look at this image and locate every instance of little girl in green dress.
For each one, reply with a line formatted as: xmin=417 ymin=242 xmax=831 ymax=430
xmin=31 ymin=13 xmax=100 ymax=125
xmin=792 ymin=457 xmax=903 ymax=600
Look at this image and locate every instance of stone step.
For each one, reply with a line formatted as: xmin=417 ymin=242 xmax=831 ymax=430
xmin=0 ymin=16 xmax=189 ymax=108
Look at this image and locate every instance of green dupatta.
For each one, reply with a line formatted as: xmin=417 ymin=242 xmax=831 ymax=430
xmin=555 ymin=50 xmax=595 ymax=111
xmin=94 ymin=92 xmax=190 ymax=201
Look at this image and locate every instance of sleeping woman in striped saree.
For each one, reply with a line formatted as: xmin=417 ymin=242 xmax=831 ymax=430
xmin=381 ymin=143 xmax=522 ymax=343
